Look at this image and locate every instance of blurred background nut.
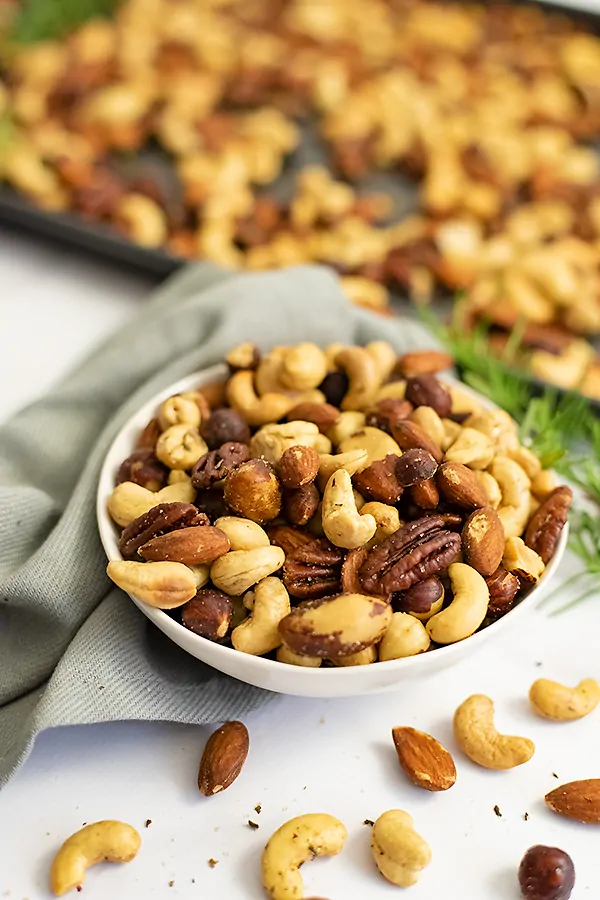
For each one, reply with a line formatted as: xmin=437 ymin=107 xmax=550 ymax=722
xmin=286 ymin=402 xmax=340 ymax=433
xmin=405 ymin=375 xmax=452 ymax=418
xmin=201 ymin=408 xmax=251 ymax=449
xmin=366 ymin=398 xmax=414 ymax=434
xmin=156 ymin=423 xmax=208 ymax=470
xmin=158 ymin=394 xmax=202 ymax=431
xmin=226 ymin=342 xmax=260 ymax=372
xmin=116 ymin=448 xmax=168 ymax=492
xmin=280 ymin=342 xmax=328 ymax=391
xmin=224 ymin=458 xmax=282 ymax=523
xmin=181 ymin=588 xmax=234 ymax=641
xmin=396 ymin=350 xmax=454 ymax=378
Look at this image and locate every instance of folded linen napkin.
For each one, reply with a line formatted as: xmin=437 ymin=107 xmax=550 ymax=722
xmin=0 ymin=263 xmax=437 ymax=787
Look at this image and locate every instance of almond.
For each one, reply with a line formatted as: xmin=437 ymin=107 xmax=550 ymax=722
xmin=277 ymin=445 xmax=319 ymax=489
xmin=462 ymin=507 xmax=505 ymax=576
xmin=198 ymin=721 xmax=249 ymax=796
xmin=139 ymin=525 xmax=230 ymax=565
xmin=396 ymin=350 xmax=454 ymax=378
xmin=545 ymin=779 xmax=600 ymax=824
xmin=286 ymin=402 xmax=341 ymax=433
xmin=392 ymin=726 xmax=456 ymax=792
xmin=436 ymin=462 xmax=488 ymax=510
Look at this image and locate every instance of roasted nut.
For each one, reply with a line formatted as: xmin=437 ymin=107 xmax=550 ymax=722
xmin=286 ymin=402 xmax=340 ymax=433
xmin=335 ymin=346 xmax=380 ymax=410
xmin=394 ymin=576 xmax=444 ymax=621
xmin=214 ymin=517 xmax=270 ymax=551
xmin=116 ymin=449 xmax=168 ymax=492
xmin=201 ymin=408 xmax=251 ymax=449
xmin=226 ymin=370 xmax=295 ymax=427
xmin=391 ymin=419 xmax=443 ymax=464
xmin=226 ymin=343 xmax=260 ymax=372
xmin=281 ymin=343 xmax=328 ymax=391
xmin=405 ymin=374 xmax=452 ymax=418
xmin=262 ymin=814 xmax=347 ymax=900
xmin=268 ymin=524 xmax=314 ymax=557
xmin=485 ymin=565 xmax=521 ymax=620
xmin=191 ymin=442 xmax=250 ymax=490
xmin=318 ymin=449 xmax=369 ymax=490
xmin=359 ymin=516 xmax=461 ymax=595
xmin=453 ymin=694 xmax=535 ymax=769
xmin=353 ymin=454 xmax=404 ymax=504
xmin=181 ymin=589 xmax=234 ymax=640
xmin=250 ymin=421 xmax=329 ymax=466
xmin=444 ymin=427 xmax=495 ymax=469
xmin=361 ymin=502 xmax=401 ymax=547
xmin=410 ymin=477 xmax=440 ymax=509
xmin=426 ymin=562 xmax=490 ymax=644
xmin=50 ymin=821 xmax=141 ymax=896
xmin=223 ymin=459 xmax=282 ymax=523
xmin=158 ymin=394 xmax=202 ymax=431
xmin=326 ymin=410 xmax=365 ymax=445
xmin=211 ymin=546 xmax=285 ymax=596
xmin=329 ymin=646 xmax=378 ymax=666
xmin=366 ymin=398 xmax=414 ymax=434
xmin=231 ymin=577 xmax=290 ymax=655
xmin=518 ymin=845 xmax=575 ymax=900
xmin=194 ymin=488 xmax=230 ymax=522
xmin=392 ymin=727 xmax=456 ymax=792
xmin=278 ymin=592 xmax=393 ymax=658
xmin=118 ymin=502 xmax=206 ymax=559
xmin=503 ymin=536 xmax=545 ymax=582
xmin=284 ymin=483 xmax=320 ymax=526
xmin=462 ymin=507 xmax=505 ymax=576
xmin=545 ymin=779 xmax=600 ymax=824
xmin=370 ymin=810 xmax=431 ymax=887
xmin=106 ymin=560 xmax=199 ymax=609
xmin=529 ymin=678 xmax=600 ymax=721
xmin=436 ymin=462 xmax=488 ymax=509
xmin=379 ymin=612 xmax=430 ymax=660
xmin=396 ymin=449 xmax=438 ymax=487
xmin=490 ymin=456 xmax=532 ymax=538
xmin=318 ymin=370 xmax=350 ymax=408
xmin=409 ymin=406 xmax=445 ymax=448
xmin=139 ymin=525 xmax=230 ymax=565
xmin=197 ymin=381 xmax=227 ymax=411
xmin=198 ymin=721 xmax=249 ymax=796
xmin=475 ymin=471 xmax=502 ymax=509
xmin=525 ymin=486 xmax=572 ymax=563
xmin=396 ymin=350 xmax=453 ymax=378
xmin=322 ymin=469 xmax=377 ymax=549
xmin=283 ymin=538 xmax=344 ymax=599
xmin=107 ymin=481 xmax=195 ymax=528
xmin=531 ymin=469 xmax=559 ymax=501
xmin=156 ymin=424 xmax=208 ymax=470
xmin=276 ymin=644 xmax=322 ymax=667
xmin=278 ymin=445 xmax=319 ymax=489
xmin=340 ymin=546 xmax=370 ymax=595
xmin=136 ymin=417 xmax=161 ymax=451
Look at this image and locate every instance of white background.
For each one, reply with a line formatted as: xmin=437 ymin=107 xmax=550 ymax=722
xmin=1 ymin=207 xmax=599 ymax=900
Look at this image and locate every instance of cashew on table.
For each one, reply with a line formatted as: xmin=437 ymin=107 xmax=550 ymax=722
xmin=50 ymin=820 xmax=141 ymax=896
xmin=262 ymin=813 xmax=347 ymax=900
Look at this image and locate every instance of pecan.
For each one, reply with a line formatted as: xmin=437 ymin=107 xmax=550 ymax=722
xmin=136 ymin=417 xmax=161 ymax=451
xmin=191 ymin=442 xmax=250 ymax=490
xmin=286 ymin=402 xmax=341 ymax=433
xmin=485 ymin=565 xmax=520 ymax=621
xmin=118 ymin=502 xmax=207 ymax=559
xmin=201 ymin=409 xmax=250 ymax=450
xmin=283 ymin=538 xmax=345 ymax=600
xmin=267 ymin=525 xmax=314 ymax=556
xmin=525 ymin=486 xmax=572 ymax=564
xmin=365 ymin=398 xmax=413 ymax=434
xmin=181 ymin=589 xmax=234 ymax=641
xmin=341 ymin=546 xmax=370 ymax=594
xmin=353 ymin=454 xmax=404 ymax=504
xmin=116 ymin=449 xmax=168 ymax=492
xmin=410 ymin=478 xmax=440 ymax=509
xmin=396 ymin=449 xmax=438 ymax=487
xmin=284 ymin=484 xmax=320 ymax=527
xmin=405 ymin=375 xmax=452 ymax=418
xmin=359 ymin=516 xmax=461 ymax=594
xmin=394 ymin=576 xmax=444 ymax=615
xmin=318 ymin=371 xmax=349 ymax=408
xmin=391 ymin=420 xmax=443 ymax=464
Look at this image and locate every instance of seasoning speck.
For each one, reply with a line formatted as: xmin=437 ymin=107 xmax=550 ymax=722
xmin=145 ymin=819 xmax=152 ymax=828
xmin=254 ymin=804 xmax=262 ymax=815
xmin=523 ymin=812 xmax=529 ymax=821
xmin=535 ymin=661 xmax=542 ymax=667
xmin=552 ymin=772 xmax=559 ymax=779
xmin=208 ymin=859 xmax=218 ymax=868
xmin=493 ymin=805 xmax=502 ymax=817
xmin=248 ymin=820 xmax=259 ymax=830
xmin=169 ymin=881 xmax=174 ymax=887
xmin=363 ymin=819 xmax=374 ymax=827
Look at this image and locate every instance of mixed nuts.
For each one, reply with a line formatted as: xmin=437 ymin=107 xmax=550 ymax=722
xmin=106 ymin=341 xmax=571 ymax=668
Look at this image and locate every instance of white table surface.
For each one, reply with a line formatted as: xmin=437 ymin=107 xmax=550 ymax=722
xmin=1 ymin=224 xmax=599 ymax=900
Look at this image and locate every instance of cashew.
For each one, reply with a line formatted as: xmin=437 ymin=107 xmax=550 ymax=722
xmin=231 ymin=577 xmax=290 ymax=655
xmin=155 ymin=424 xmax=208 ymax=470
xmin=255 ymin=347 xmax=288 ymax=395
xmin=366 ymin=340 xmax=397 ymax=383
xmin=441 ymin=417 xmax=462 ymax=450
xmin=50 ymin=820 xmax=141 ymax=896
xmin=444 ymin=427 xmax=495 ymax=469
xmin=353 ymin=489 xmax=366 ymax=511
xmin=326 ymin=410 xmax=366 ymax=446
xmin=531 ymin=468 xmax=559 ymax=500
xmin=262 ymin=813 xmax=347 ymax=900
xmin=168 ymin=470 xmax=192 ymax=486
xmin=466 ymin=409 xmax=518 ymax=449
xmin=503 ymin=536 xmax=545 ymax=582
xmin=157 ymin=395 xmax=201 ymax=431
xmin=448 ymin=385 xmax=483 ymax=417
xmin=324 ymin=342 xmax=344 ymax=369
xmin=490 ymin=456 xmax=531 ymax=538
xmin=373 ymin=380 xmax=407 ymax=404
xmin=107 ymin=481 xmax=194 ymax=528
xmin=322 ymin=469 xmax=377 ymax=549
xmin=329 ymin=645 xmax=377 ymax=666
xmin=453 ymin=694 xmax=535 ymax=769
xmin=250 ymin=421 xmax=330 ymax=465
xmin=317 ymin=448 xmax=369 ymax=490
xmin=474 ymin=471 xmax=502 ymax=509
xmin=379 ymin=613 xmax=431 ymax=661
xmin=507 ymin=445 xmax=542 ymax=479
xmin=280 ymin=343 xmax=328 ymax=391
xmin=410 ymin=406 xmax=446 ymax=448
xmin=211 ymin=546 xmax=285 ymax=596
xmin=226 ymin=342 xmax=259 ymax=371
xmin=226 ymin=370 xmax=296 ymax=426
xmin=107 ymin=560 xmax=199 ymax=609
xmin=277 ymin=643 xmax=322 ymax=667
xmin=338 ymin=426 xmax=401 ymax=468
xmin=361 ymin=502 xmax=401 ymax=548
xmin=336 ymin=346 xmax=381 ymax=410
xmin=214 ymin=517 xmax=270 ymax=551
xmin=529 ymin=678 xmax=600 ymax=721
xmin=370 ymin=810 xmax=431 ymax=887
xmin=426 ymin=563 xmax=489 ymax=645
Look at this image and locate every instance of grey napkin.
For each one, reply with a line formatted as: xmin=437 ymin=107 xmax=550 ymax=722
xmin=0 ymin=263 xmax=436 ymax=787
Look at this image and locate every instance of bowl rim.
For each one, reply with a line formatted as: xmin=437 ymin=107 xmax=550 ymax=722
xmin=97 ymin=363 xmax=568 ymax=682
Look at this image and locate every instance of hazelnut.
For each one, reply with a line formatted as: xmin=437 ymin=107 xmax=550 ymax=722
xmin=405 ymin=375 xmax=452 ymax=418
xmin=318 ymin=371 xmax=349 ymax=407
xmin=518 ymin=845 xmax=575 ymax=900
xmin=201 ymin=408 xmax=251 ymax=449
xmin=395 ymin=448 xmax=438 ymax=487
xmin=365 ymin=398 xmax=413 ymax=434
xmin=224 ymin=459 xmax=282 ymax=523
xmin=116 ymin=449 xmax=169 ymax=492
xmin=278 ymin=445 xmax=319 ymax=489
xmin=394 ymin=576 xmax=444 ymax=616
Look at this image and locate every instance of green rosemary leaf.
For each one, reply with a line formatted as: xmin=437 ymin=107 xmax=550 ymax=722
xmin=11 ymin=0 xmax=119 ymax=43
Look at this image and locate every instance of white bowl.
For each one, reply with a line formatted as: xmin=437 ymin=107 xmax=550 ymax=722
xmin=97 ymin=364 xmax=567 ymax=697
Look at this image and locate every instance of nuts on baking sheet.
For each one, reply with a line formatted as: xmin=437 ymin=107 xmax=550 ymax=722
xmin=106 ymin=340 xmax=569 ymax=666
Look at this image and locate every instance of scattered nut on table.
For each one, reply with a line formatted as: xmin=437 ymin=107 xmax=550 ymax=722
xmin=370 ymin=809 xmax=431 ymax=887
xmin=50 ymin=820 xmax=141 ymax=896
xmin=262 ymin=813 xmax=347 ymax=900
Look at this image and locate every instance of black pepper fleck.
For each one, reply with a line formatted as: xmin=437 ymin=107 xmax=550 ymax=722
xmin=552 ymin=772 xmax=559 ymax=779
xmin=254 ymin=804 xmax=262 ymax=814
xmin=493 ymin=805 xmax=502 ymax=817
xmin=523 ymin=812 xmax=529 ymax=821
xmin=363 ymin=819 xmax=375 ymax=827
xmin=145 ymin=819 xmax=152 ymax=828
xmin=248 ymin=820 xmax=259 ymax=830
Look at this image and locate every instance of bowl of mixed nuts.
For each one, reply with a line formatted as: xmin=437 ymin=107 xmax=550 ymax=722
xmin=97 ymin=340 xmax=570 ymax=696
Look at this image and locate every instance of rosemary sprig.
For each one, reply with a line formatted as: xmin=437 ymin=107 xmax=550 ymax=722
xmin=10 ymin=0 xmax=119 ymax=43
